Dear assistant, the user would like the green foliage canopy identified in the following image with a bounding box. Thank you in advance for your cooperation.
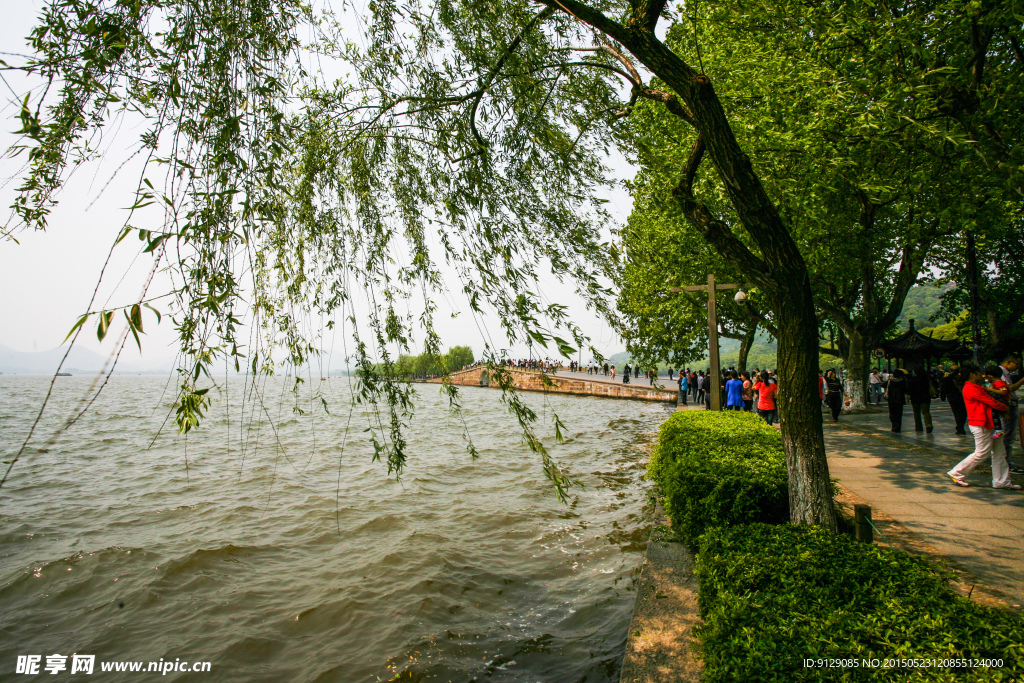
[618,0,1023,398]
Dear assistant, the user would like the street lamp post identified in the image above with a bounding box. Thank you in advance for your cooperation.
[671,273,744,411]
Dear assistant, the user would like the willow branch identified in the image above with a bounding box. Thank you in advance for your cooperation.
[469,6,557,148]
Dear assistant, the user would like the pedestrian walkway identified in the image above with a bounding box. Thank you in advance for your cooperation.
[829,400,984,459]
[828,404,1023,605]
[672,400,1023,604]
[558,369,672,389]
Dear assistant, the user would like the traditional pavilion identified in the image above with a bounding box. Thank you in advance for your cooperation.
[878,319,972,371]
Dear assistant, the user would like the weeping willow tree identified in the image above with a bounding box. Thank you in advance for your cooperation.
[5,0,837,526]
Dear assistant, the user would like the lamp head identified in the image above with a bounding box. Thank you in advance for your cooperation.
[734,289,747,302]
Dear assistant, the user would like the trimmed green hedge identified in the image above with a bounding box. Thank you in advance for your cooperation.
[695,524,1024,682]
[648,410,1024,682]
[648,410,789,549]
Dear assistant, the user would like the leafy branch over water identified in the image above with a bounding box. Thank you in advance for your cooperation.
[3,0,618,494]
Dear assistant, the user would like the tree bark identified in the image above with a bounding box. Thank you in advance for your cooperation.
[772,282,836,529]
[844,328,870,412]
[737,325,755,373]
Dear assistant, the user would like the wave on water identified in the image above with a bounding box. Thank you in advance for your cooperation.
[0,375,668,682]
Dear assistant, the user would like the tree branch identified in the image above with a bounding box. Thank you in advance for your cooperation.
[671,136,770,287]
[1003,27,1024,67]
[535,0,632,45]
[634,86,696,125]
[814,290,855,331]
[469,6,557,148]
[966,19,995,87]
[598,40,644,84]
[626,0,670,33]
[878,226,937,330]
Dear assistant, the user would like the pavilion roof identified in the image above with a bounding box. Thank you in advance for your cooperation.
[879,319,971,359]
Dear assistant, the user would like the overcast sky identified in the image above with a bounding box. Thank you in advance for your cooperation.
[0,2,634,370]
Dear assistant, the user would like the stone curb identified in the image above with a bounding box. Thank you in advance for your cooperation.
[619,501,702,683]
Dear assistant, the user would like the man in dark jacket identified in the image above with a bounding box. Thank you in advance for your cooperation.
[885,369,908,432]
[909,366,935,433]
[941,364,968,435]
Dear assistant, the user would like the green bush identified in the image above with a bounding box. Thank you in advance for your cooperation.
[695,523,1024,682]
[648,410,789,548]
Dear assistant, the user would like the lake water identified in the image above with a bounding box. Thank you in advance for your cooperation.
[0,375,669,681]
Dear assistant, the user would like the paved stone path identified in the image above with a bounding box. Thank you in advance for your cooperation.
[556,369,674,390]
[674,399,1024,604]
[825,403,1023,605]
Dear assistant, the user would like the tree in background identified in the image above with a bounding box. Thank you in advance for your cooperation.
[935,212,1024,359]
[394,346,476,377]
[620,0,1021,411]
[617,179,770,373]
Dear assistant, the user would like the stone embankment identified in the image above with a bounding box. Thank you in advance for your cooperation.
[417,366,677,403]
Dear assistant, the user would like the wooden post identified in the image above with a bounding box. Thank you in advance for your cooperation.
[674,276,742,412]
[707,274,722,411]
[854,504,873,544]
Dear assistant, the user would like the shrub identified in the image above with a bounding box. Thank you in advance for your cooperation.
[695,523,1024,682]
[648,410,789,548]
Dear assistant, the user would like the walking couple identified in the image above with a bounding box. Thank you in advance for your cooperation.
[946,362,1021,490]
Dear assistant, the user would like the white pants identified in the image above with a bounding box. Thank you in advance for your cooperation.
[948,425,1011,488]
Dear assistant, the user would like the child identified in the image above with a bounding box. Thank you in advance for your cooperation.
[947,363,1019,489]
[983,364,1010,434]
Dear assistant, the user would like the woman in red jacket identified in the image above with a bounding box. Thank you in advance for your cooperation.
[753,371,778,426]
[946,363,1020,489]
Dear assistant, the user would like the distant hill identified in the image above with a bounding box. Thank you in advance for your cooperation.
[897,282,950,328]
[0,344,172,375]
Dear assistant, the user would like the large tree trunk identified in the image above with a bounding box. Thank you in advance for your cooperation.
[844,328,870,412]
[578,21,837,530]
[737,325,755,374]
[651,61,836,530]
[774,284,837,529]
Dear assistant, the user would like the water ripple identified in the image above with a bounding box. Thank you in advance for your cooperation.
[0,376,666,681]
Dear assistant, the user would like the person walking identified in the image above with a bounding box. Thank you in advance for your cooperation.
[942,363,968,435]
[947,363,1019,489]
[696,372,706,405]
[753,371,778,425]
[909,366,935,433]
[678,371,688,405]
[623,363,631,384]
[997,355,1024,472]
[824,369,843,422]
[885,369,908,432]
[741,371,754,412]
[725,372,745,411]
[869,368,884,405]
